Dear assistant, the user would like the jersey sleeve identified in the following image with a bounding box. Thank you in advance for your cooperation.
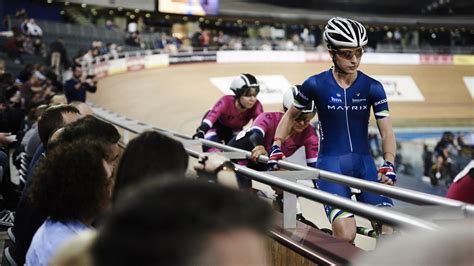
[304,128,319,166]
[203,96,227,127]
[370,81,390,120]
[294,77,317,109]
[249,112,273,137]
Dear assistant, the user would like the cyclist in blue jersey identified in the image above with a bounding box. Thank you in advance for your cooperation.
[268,17,397,243]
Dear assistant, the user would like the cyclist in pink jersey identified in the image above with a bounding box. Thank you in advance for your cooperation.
[230,85,318,183]
[229,85,319,226]
[193,73,263,152]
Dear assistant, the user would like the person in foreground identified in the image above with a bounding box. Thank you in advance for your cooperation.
[92,179,273,266]
[269,17,397,243]
[25,139,114,265]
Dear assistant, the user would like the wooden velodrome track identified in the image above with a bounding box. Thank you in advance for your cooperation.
[89,62,474,250]
[90,62,474,133]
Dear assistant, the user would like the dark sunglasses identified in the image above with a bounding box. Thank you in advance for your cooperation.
[331,48,364,60]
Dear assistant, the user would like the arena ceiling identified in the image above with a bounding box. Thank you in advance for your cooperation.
[246,0,474,15]
[219,0,474,27]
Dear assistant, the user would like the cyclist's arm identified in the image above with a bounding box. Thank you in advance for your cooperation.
[376,117,396,164]
[304,128,319,168]
[273,106,301,146]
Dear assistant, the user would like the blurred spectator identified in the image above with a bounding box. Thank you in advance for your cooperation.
[93,180,273,266]
[51,116,120,165]
[13,105,81,265]
[63,65,97,103]
[48,38,71,72]
[26,19,42,37]
[0,75,23,211]
[193,153,239,188]
[20,18,29,35]
[113,131,188,199]
[191,28,203,47]
[5,33,25,64]
[106,43,119,58]
[125,31,143,47]
[69,101,94,116]
[19,70,53,111]
[200,28,211,48]
[213,30,229,48]
[105,19,115,31]
[20,104,47,161]
[127,21,137,33]
[26,139,114,265]
[422,144,434,178]
[433,132,458,179]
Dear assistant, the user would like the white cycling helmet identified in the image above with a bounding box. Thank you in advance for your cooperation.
[283,85,316,113]
[324,17,368,48]
[230,73,260,97]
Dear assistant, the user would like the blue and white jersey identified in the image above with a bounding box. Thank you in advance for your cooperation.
[295,69,389,156]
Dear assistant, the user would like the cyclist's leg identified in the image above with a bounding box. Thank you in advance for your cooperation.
[314,155,356,242]
[357,155,394,235]
[203,129,222,152]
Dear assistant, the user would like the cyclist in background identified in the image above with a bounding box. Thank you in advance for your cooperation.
[229,85,318,188]
[193,73,263,152]
[228,85,318,227]
[431,131,458,184]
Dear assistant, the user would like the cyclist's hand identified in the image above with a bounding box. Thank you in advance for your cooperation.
[251,145,267,162]
[268,144,285,170]
[379,175,394,186]
[194,154,227,174]
[378,161,396,185]
[192,129,205,139]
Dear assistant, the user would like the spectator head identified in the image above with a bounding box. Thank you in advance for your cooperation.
[18,64,35,83]
[93,180,273,266]
[441,131,455,143]
[52,115,121,169]
[30,139,114,223]
[0,72,15,86]
[72,65,82,79]
[30,70,46,86]
[113,131,188,198]
[69,101,94,116]
[38,104,81,147]
[49,94,67,105]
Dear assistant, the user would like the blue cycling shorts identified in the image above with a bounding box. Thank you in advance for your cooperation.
[313,153,393,223]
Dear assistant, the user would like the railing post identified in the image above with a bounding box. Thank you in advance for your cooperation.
[123,130,130,145]
[283,191,298,229]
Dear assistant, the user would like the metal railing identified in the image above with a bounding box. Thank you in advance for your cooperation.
[91,105,473,233]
